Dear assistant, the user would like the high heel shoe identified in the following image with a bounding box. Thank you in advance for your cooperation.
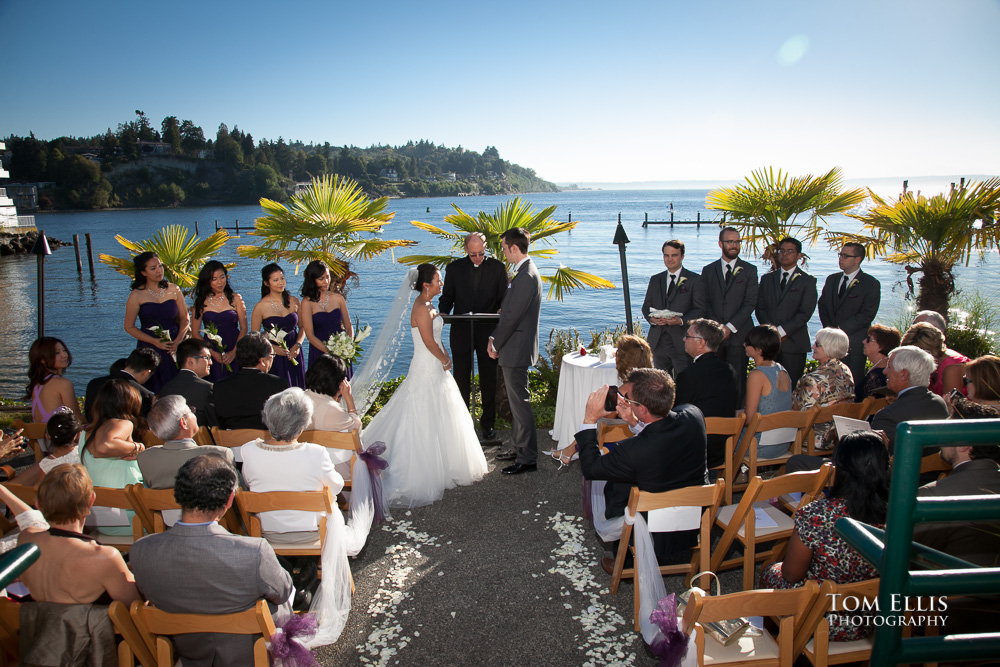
[549,448,579,469]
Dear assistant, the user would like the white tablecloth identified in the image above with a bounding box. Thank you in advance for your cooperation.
[551,352,619,446]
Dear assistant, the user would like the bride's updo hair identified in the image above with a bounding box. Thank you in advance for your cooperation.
[413,263,439,292]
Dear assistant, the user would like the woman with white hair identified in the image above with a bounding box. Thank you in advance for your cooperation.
[793,327,856,447]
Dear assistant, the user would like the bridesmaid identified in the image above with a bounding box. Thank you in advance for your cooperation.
[300,260,353,376]
[124,252,189,393]
[24,337,86,426]
[191,260,247,382]
[251,263,306,388]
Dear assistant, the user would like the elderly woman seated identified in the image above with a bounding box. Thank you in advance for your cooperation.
[240,387,344,611]
[793,327,855,449]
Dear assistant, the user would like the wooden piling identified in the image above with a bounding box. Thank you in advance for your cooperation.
[195,220,200,235]
[215,220,219,232]
[72,235,82,273]
[84,233,95,279]
[235,219,240,234]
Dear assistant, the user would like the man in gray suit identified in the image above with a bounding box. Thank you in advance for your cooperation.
[872,345,949,452]
[489,227,542,475]
[641,239,705,376]
[138,394,234,490]
[755,237,818,388]
[701,227,759,402]
[818,242,881,392]
[131,455,293,667]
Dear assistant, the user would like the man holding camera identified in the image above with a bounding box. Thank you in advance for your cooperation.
[577,368,708,570]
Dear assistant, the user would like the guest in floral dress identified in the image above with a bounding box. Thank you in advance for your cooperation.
[760,431,889,641]
[793,327,855,448]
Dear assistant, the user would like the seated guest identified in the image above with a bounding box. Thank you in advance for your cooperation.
[760,431,888,641]
[18,464,140,605]
[547,334,654,465]
[11,407,83,486]
[84,348,159,420]
[859,323,901,400]
[913,309,947,333]
[139,395,233,489]
[131,455,293,666]
[902,321,969,397]
[25,336,86,427]
[157,338,218,427]
[214,332,289,430]
[305,354,362,434]
[83,379,146,536]
[241,388,344,612]
[793,327,855,448]
[675,318,738,470]
[872,345,950,452]
[742,324,793,459]
[962,355,1000,410]
[578,368,708,571]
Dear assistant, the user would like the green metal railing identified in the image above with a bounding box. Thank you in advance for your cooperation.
[835,418,1000,666]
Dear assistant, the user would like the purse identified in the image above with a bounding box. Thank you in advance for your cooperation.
[676,571,752,646]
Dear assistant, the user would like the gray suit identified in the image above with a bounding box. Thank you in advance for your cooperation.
[818,269,880,396]
[491,258,542,465]
[130,522,293,667]
[701,257,759,402]
[137,438,235,490]
[641,267,705,375]
[755,267,818,387]
[870,385,949,453]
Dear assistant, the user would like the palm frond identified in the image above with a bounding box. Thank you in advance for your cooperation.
[396,254,456,268]
[541,266,616,301]
[99,226,231,289]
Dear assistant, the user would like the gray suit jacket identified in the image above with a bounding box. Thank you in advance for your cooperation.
[871,386,949,452]
[491,258,542,368]
[130,522,292,667]
[701,258,759,343]
[755,267,818,354]
[137,439,235,490]
[817,269,880,341]
[915,459,1000,567]
[641,267,705,358]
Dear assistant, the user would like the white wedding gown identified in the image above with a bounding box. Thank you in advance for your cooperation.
[362,315,488,508]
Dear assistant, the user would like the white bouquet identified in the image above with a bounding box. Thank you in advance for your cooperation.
[265,324,298,366]
[148,325,172,344]
[325,320,372,364]
[202,321,232,372]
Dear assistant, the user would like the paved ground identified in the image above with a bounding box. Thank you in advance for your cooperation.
[313,428,742,667]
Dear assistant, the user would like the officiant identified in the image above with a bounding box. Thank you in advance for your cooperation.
[640,239,706,376]
[439,232,509,440]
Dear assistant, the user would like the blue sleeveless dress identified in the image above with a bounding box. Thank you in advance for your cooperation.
[202,309,241,382]
[308,309,352,379]
[751,363,794,459]
[137,300,180,393]
[263,313,306,388]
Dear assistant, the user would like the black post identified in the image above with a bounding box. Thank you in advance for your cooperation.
[215,220,219,232]
[195,220,200,235]
[72,234,82,273]
[31,231,52,338]
[235,219,240,234]
[612,214,633,335]
[84,233,95,279]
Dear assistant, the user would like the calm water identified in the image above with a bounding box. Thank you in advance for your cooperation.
[3,189,998,399]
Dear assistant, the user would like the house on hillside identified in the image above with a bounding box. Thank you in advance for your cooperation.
[378,168,399,182]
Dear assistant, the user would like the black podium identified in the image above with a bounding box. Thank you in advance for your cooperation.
[440,313,502,445]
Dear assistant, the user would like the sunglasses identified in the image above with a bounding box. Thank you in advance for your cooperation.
[618,391,642,407]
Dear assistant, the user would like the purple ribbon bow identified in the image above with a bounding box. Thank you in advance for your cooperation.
[360,441,389,524]
[269,613,318,666]
[649,593,689,667]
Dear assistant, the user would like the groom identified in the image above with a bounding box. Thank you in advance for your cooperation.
[488,227,542,475]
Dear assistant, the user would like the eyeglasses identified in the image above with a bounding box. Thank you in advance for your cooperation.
[863,336,872,343]
[777,248,799,254]
[812,341,823,348]
[963,376,973,386]
[838,252,862,259]
[192,355,211,361]
[683,334,703,341]
[618,391,642,407]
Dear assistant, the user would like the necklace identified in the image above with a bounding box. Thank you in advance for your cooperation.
[206,293,228,308]
[872,357,888,368]
[147,286,167,300]
[319,293,330,310]
[269,298,285,313]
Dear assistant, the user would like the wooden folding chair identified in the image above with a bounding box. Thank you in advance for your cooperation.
[235,487,334,557]
[0,596,19,666]
[803,399,873,456]
[710,465,833,591]
[706,415,747,505]
[794,578,880,667]
[126,484,178,536]
[864,396,889,418]
[0,482,38,535]
[11,419,46,463]
[681,579,820,666]
[920,452,952,480]
[140,431,165,448]
[597,421,633,454]
[109,599,157,667]
[209,427,269,462]
[86,486,142,552]
[130,599,275,667]
[734,409,818,494]
[299,428,363,495]
[609,480,727,630]
[193,426,216,446]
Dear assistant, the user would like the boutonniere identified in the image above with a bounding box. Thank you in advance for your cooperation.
[733,266,744,276]
[677,277,688,287]
[849,278,859,290]
[790,273,800,283]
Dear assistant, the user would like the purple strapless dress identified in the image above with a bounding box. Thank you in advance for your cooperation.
[202,309,241,382]
[263,313,306,388]
[309,309,352,379]
[137,300,180,393]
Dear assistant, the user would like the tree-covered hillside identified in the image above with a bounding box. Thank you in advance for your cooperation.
[2,111,558,209]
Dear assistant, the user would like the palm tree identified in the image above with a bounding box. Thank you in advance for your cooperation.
[706,167,866,267]
[99,224,231,291]
[238,174,416,278]
[831,178,1000,316]
[398,197,614,300]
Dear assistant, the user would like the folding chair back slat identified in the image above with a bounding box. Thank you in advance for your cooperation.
[597,421,633,454]
[87,485,141,551]
[734,409,818,487]
[706,415,746,504]
[109,600,157,667]
[12,419,46,463]
[795,579,880,665]
[805,399,872,456]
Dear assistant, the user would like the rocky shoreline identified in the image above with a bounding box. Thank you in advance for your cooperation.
[0,230,68,256]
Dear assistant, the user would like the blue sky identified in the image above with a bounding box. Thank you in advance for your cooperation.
[2,0,998,185]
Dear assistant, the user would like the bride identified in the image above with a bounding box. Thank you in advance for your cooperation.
[361,264,488,508]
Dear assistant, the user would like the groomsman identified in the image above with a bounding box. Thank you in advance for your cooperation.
[818,242,881,392]
[755,237,818,388]
[701,227,759,402]
[641,240,705,376]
